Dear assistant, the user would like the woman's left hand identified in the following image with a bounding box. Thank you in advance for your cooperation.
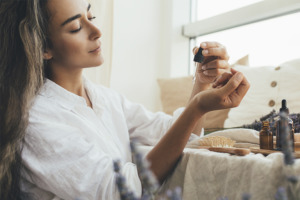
[193,41,230,85]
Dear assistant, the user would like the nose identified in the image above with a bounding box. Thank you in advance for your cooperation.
[88,22,102,41]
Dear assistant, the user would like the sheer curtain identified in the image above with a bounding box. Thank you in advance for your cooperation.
[84,0,114,87]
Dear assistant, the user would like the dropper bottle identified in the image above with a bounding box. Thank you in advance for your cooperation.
[276,99,295,151]
[259,121,273,150]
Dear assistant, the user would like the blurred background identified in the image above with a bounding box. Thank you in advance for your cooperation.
[85,0,300,112]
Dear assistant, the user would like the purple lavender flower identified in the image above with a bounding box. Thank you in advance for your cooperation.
[275,187,288,200]
[279,113,295,165]
[130,140,159,198]
[287,175,299,184]
[113,160,138,200]
[242,193,251,200]
[164,187,182,200]
[114,140,183,200]
[217,197,228,200]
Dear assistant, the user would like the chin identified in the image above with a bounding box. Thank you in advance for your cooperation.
[88,56,104,67]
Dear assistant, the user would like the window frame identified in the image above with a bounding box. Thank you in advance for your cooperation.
[184,0,300,38]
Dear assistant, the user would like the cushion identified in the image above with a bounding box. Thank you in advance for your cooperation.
[157,55,249,129]
[224,58,300,128]
[157,76,193,115]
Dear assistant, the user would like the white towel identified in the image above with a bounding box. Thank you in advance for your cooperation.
[186,128,259,149]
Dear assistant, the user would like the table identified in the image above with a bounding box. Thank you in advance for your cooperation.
[160,148,300,200]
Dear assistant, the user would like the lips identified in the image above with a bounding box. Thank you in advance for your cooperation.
[89,46,101,53]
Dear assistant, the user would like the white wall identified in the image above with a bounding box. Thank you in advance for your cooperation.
[110,0,191,112]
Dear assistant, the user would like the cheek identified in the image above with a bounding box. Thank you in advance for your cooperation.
[53,37,84,58]
[50,33,103,67]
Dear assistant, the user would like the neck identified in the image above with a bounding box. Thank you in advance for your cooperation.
[47,64,85,96]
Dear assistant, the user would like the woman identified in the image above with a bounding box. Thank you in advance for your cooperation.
[0,0,250,199]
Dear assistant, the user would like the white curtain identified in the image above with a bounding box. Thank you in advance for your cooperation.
[84,0,114,87]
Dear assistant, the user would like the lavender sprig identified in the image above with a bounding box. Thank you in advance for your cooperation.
[165,187,182,200]
[241,193,251,200]
[114,140,182,200]
[217,197,228,200]
[130,141,159,199]
[275,187,288,200]
[113,160,138,200]
[279,113,295,165]
[287,175,299,184]
[205,110,300,135]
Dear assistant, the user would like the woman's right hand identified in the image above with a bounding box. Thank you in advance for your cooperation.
[192,68,250,116]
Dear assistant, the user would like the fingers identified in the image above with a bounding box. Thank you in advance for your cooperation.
[202,59,229,71]
[199,68,227,77]
[201,42,229,60]
[235,73,250,98]
[193,47,199,55]
[212,72,232,88]
[228,68,250,98]
[219,72,244,96]
[193,42,229,60]
[200,41,222,48]
[202,47,229,60]
[230,68,238,74]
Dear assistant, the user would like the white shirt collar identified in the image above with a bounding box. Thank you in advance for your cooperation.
[39,77,97,110]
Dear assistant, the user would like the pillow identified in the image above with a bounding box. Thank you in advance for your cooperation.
[157,76,193,115]
[224,58,300,128]
[157,55,249,129]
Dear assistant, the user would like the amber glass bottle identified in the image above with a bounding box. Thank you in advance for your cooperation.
[275,99,295,151]
[260,121,273,150]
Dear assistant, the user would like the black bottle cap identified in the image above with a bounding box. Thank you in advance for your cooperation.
[280,99,289,114]
[193,47,204,63]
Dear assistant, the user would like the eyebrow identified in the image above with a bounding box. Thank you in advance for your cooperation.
[61,4,92,26]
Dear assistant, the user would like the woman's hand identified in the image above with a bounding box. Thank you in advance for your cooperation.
[193,68,250,116]
[193,41,230,85]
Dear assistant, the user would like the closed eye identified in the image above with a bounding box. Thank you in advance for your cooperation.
[70,16,96,33]
[70,27,82,33]
[89,16,96,21]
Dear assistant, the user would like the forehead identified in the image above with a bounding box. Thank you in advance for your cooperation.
[47,0,89,24]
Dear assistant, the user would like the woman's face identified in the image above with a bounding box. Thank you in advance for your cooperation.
[45,0,103,70]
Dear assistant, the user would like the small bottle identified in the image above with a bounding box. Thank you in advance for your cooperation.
[275,99,295,151]
[260,121,273,150]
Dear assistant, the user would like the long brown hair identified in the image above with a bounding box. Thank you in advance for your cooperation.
[0,0,49,199]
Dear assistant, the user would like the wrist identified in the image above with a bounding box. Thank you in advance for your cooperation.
[190,80,211,101]
[193,78,211,90]
[189,94,207,118]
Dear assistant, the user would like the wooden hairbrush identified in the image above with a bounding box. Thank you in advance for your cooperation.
[197,136,250,156]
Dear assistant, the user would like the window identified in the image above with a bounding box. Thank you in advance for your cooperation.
[195,12,300,67]
[186,0,300,74]
[196,0,262,21]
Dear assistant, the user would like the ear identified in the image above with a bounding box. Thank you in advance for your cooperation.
[43,49,53,60]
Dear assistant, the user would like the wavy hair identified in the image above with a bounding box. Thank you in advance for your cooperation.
[0,0,49,199]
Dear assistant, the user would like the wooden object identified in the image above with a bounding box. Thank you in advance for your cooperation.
[250,147,300,158]
[198,146,250,156]
[208,147,251,156]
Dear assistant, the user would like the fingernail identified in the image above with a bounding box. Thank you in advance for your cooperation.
[204,71,208,75]
[193,47,198,54]
[201,43,207,48]
[236,72,243,80]
[203,50,208,55]
[202,65,206,70]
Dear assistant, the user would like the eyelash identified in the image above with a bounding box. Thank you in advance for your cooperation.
[70,16,97,33]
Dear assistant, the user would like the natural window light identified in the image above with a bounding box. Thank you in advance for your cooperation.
[194,12,300,68]
[196,0,263,20]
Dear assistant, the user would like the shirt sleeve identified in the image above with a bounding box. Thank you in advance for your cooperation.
[22,121,142,200]
[117,93,173,146]
[118,93,204,145]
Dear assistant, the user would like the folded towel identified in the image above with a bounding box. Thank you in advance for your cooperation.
[186,128,259,149]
